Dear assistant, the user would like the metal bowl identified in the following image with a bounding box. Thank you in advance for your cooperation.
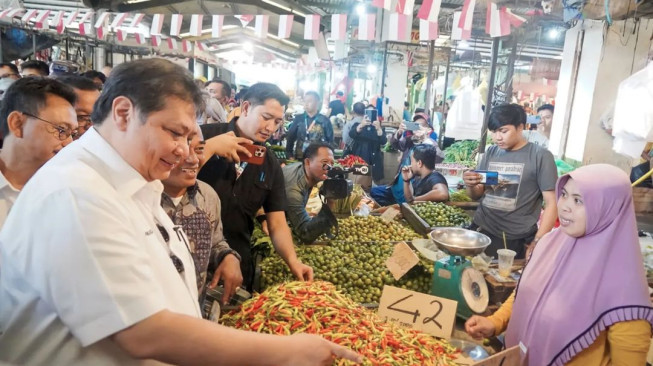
[429,228,491,257]
[449,339,490,360]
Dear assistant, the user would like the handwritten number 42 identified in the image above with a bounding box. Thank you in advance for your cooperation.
[386,295,443,329]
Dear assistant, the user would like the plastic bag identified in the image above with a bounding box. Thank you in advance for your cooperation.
[353,203,371,217]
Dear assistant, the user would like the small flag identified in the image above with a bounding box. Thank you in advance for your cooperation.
[0,9,12,18]
[212,15,224,37]
[254,15,269,38]
[419,19,438,41]
[331,14,346,40]
[51,11,65,34]
[190,14,203,36]
[96,26,106,40]
[21,9,37,23]
[135,33,146,45]
[110,13,128,28]
[372,0,397,11]
[64,10,78,26]
[79,23,92,35]
[417,0,442,22]
[78,11,94,25]
[151,35,162,47]
[304,14,320,40]
[167,38,178,50]
[34,10,50,29]
[358,13,375,41]
[6,8,24,18]
[170,14,183,36]
[150,14,164,35]
[94,12,110,29]
[182,39,192,53]
[278,14,293,39]
[406,50,414,67]
[486,3,509,37]
[451,11,464,40]
[388,13,409,41]
[129,13,145,28]
[195,41,205,51]
[116,29,127,42]
[396,0,415,15]
[235,15,254,27]
[457,0,476,40]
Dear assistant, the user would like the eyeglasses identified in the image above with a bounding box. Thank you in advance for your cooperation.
[0,73,18,79]
[22,112,78,141]
[77,115,92,134]
[157,224,185,274]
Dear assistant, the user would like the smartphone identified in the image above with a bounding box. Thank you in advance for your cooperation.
[404,121,420,131]
[527,115,541,125]
[474,170,499,185]
[365,109,377,122]
[237,144,267,165]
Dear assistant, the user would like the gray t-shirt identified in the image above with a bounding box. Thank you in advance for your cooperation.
[473,142,557,239]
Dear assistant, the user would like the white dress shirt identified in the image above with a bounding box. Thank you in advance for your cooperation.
[0,169,19,228]
[0,128,201,365]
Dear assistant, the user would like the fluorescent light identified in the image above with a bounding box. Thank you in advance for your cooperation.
[367,64,377,73]
[548,29,559,39]
[262,0,291,12]
[356,4,366,15]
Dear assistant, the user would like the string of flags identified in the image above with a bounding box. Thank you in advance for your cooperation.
[0,0,527,53]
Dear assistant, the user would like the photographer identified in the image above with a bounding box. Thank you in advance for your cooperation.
[348,109,387,182]
[283,142,338,243]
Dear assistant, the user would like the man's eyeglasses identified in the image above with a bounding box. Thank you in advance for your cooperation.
[22,112,78,140]
[77,115,92,134]
[0,74,18,79]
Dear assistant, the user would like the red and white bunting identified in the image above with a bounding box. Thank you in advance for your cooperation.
[129,13,145,28]
[79,11,94,25]
[116,29,127,42]
[96,26,106,39]
[278,14,293,39]
[419,19,438,41]
[372,0,397,11]
[182,39,192,53]
[135,33,146,45]
[212,15,224,37]
[0,9,12,18]
[95,12,110,40]
[170,14,183,36]
[388,13,409,41]
[51,10,65,34]
[167,37,178,50]
[150,14,164,35]
[189,14,203,36]
[417,0,441,22]
[505,8,526,28]
[485,3,509,38]
[358,13,375,41]
[79,23,92,36]
[110,13,128,28]
[21,9,37,23]
[396,0,415,15]
[34,10,50,29]
[451,11,464,40]
[254,15,269,38]
[195,41,205,51]
[6,8,25,18]
[330,14,346,40]
[65,10,79,26]
[151,35,162,47]
[457,0,476,40]
[304,14,320,40]
[235,15,254,27]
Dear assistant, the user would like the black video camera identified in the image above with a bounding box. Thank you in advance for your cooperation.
[319,164,371,200]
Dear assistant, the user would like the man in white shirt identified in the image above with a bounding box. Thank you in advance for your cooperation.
[0,58,361,366]
[0,77,78,227]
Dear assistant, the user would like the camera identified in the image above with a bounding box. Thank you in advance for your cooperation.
[320,164,370,199]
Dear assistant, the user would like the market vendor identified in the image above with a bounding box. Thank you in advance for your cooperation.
[282,142,338,243]
[199,82,313,291]
[463,104,558,259]
[465,164,653,366]
[371,144,449,205]
[0,59,359,366]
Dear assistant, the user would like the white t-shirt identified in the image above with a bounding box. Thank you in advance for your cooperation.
[0,128,201,365]
[0,169,19,228]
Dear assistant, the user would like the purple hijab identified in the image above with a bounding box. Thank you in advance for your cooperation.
[505,164,653,366]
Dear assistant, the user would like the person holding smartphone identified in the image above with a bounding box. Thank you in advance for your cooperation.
[348,107,387,182]
[463,104,558,259]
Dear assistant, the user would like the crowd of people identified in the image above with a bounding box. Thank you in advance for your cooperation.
[0,56,651,366]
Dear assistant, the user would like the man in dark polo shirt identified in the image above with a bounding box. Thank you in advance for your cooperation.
[199,82,313,290]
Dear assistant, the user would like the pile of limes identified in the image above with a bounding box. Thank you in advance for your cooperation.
[318,215,422,243]
[413,202,471,227]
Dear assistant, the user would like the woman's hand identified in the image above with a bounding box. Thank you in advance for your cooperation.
[465,316,496,340]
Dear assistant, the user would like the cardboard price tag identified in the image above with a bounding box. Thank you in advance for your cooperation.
[472,346,521,366]
[380,206,400,223]
[385,242,419,280]
[378,285,457,339]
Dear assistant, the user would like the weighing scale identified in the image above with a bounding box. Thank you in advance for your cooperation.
[429,228,491,319]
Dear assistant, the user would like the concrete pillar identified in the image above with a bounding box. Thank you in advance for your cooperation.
[384,55,409,116]
[550,19,653,171]
[94,47,106,70]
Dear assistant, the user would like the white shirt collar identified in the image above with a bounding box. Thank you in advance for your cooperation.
[77,127,164,198]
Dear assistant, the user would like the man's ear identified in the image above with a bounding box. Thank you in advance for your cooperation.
[6,111,26,138]
[241,101,250,117]
[111,96,135,132]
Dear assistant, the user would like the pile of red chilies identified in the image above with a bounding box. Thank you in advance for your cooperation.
[338,155,368,168]
[221,281,460,366]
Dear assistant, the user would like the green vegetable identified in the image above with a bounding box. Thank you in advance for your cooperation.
[413,202,471,227]
[450,190,472,202]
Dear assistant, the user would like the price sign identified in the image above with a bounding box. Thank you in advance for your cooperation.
[385,242,419,280]
[473,346,521,366]
[378,285,457,339]
[380,207,400,223]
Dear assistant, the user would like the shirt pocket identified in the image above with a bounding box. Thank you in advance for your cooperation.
[242,180,270,215]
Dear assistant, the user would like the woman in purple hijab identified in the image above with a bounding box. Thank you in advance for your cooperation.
[465,164,653,365]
